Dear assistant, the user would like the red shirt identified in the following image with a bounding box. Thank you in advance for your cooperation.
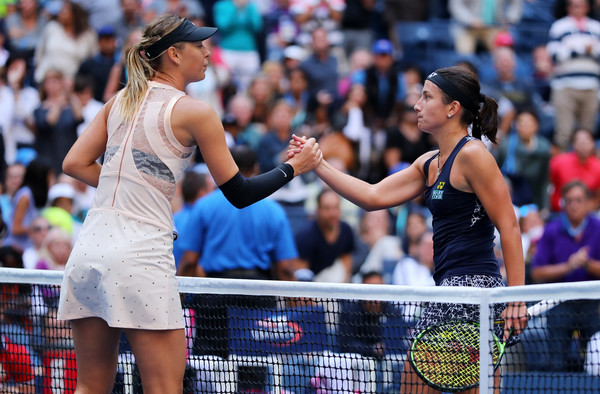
[0,335,35,384]
[549,152,600,211]
[42,349,77,393]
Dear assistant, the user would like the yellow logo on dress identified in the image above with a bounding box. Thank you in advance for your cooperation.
[432,182,445,199]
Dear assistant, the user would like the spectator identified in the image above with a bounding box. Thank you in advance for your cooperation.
[213,0,263,93]
[177,144,301,281]
[354,38,405,129]
[4,0,47,83]
[113,0,145,50]
[0,333,36,391]
[384,85,435,176]
[0,64,14,170]
[186,37,231,120]
[5,53,40,159]
[33,1,98,85]
[77,25,118,103]
[177,145,301,357]
[530,180,600,371]
[392,230,435,287]
[290,0,346,48]
[257,101,296,173]
[448,0,523,55]
[547,0,600,151]
[34,227,72,271]
[32,68,82,175]
[494,108,552,210]
[222,93,265,150]
[282,67,310,129]
[247,73,277,125]
[356,209,404,280]
[487,46,541,116]
[41,182,77,237]
[4,159,53,252]
[102,27,143,102]
[340,0,375,58]
[549,129,600,212]
[0,162,25,227]
[172,170,214,267]
[400,210,428,258]
[263,0,300,61]
[337,271,402,360]
[300,27,340,119]
[21,215,51,270]
[339,83,371,179]
[295,188,356,283]
[72,73,103,137]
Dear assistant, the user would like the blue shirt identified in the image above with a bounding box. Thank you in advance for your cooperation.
[178,190,298,273]
[425,136,500,284]
[172,203,195,267]
[531,214,600,282]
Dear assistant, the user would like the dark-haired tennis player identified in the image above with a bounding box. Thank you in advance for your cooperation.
[56,14,321,393]
[291,66,528,393]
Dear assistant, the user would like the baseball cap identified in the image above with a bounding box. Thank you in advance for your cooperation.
[144,19,217,59]
[372,39,393,55]
[48,183,76,202]
[97,25,116,38]
[494,31,514,48]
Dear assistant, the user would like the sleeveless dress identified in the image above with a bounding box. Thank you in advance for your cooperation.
[57,81,195,329]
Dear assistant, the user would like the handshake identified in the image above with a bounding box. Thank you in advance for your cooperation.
[284,134,324,177]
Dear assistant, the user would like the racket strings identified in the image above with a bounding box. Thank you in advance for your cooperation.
[411,322,502,391]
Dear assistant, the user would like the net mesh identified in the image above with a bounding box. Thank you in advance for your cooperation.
[1,268,599,393]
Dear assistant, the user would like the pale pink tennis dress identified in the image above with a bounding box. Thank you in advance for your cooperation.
[57,81,195,329]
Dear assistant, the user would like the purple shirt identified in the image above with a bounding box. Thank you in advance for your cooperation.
[531,215,600,282]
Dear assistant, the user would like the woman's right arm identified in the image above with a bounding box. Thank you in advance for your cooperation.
[62,97,114,187]
[314,156,428,211]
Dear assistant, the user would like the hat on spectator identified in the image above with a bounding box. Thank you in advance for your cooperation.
[48,183,76,202]
[372,39,393,55]
[283,45,306,61]
[494,31,514,48]
[97,25,116,38]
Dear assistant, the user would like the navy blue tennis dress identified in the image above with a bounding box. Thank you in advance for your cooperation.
[414,136,514,343]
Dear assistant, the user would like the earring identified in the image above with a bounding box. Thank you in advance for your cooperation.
[447,114,451,118]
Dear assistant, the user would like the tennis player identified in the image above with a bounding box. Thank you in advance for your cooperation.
[291,66,528,393]
[56,14,321,393]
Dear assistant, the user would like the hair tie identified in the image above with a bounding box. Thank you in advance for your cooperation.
[479,93,486,103]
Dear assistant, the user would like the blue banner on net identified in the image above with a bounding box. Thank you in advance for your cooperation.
[228,305,328,356]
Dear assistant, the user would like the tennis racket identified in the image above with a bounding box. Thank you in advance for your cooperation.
[408,299,559,392]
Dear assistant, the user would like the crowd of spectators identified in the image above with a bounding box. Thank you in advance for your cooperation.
[1,0,600,385]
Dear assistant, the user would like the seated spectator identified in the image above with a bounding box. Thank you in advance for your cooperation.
[549,129,600,213]
[72,73,103,137]
[0,333,36,391]
[392,230,435,287]
[22,216,51,270]
[338,271,402,360]
[356,209,404,280]
[530,180,600,371]
[4,159,53,252]
[0,163,26,227]
[76,24,118,103]
[295,189,356,283]
[494,108,552,209]
[34,227,73,271]
[42,182,76,236]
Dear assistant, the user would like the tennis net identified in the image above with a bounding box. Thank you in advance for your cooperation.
[1,267,599,393]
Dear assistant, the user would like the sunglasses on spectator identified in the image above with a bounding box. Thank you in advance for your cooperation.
[32,225,52,232]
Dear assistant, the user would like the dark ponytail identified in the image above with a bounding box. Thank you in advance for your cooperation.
[435,66,500,144]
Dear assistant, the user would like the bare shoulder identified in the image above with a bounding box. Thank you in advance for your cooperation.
[171,96,225,146]
[173,96,217,122]
[458,138,494,165]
